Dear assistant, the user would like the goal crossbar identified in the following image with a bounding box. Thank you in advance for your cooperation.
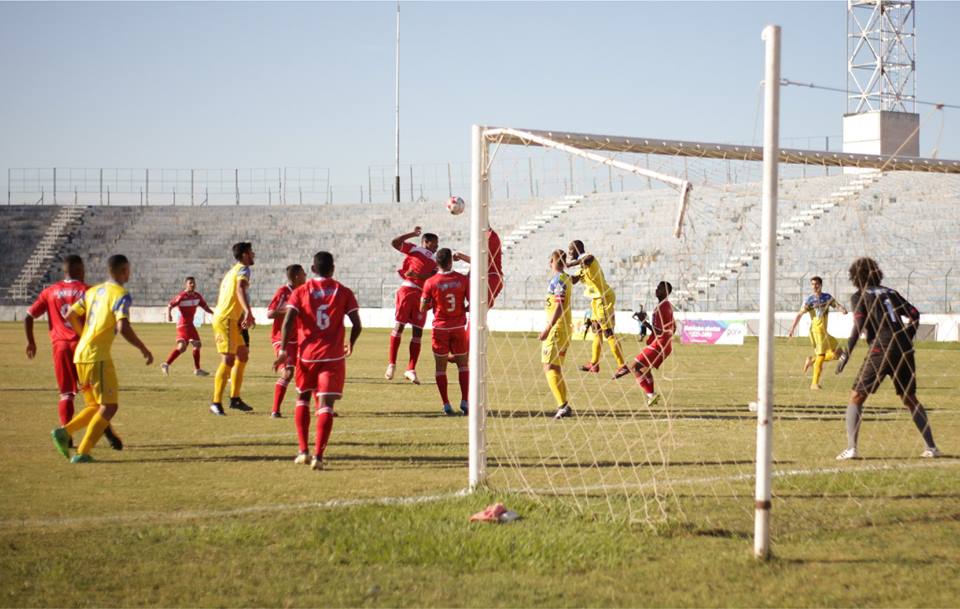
[482,126,960,173]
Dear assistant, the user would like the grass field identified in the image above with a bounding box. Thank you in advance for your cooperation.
[1,321,958,607]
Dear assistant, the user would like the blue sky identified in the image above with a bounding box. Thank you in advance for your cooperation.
[1,1,958,200]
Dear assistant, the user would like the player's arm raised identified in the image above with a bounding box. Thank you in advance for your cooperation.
[345,310,362,357]
[391,226,421,252]
[118,318,153,365]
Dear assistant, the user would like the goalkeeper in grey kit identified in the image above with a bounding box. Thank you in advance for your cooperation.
[834,257,940,460]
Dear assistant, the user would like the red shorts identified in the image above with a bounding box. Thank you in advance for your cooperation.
[296,358,346,398]
[273,341,298,368]
[176,324,201,343]
[635,341,672,370]
[432,327,468,357]
[52,340,79,396]
[488,272,503,308]
[395,286,426,328]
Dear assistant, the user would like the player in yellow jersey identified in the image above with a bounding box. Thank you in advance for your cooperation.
[787,275,848,389]
[566,240,629,379]
[210,242,256,415]
[50,255,153,463]
[540,250,575,420]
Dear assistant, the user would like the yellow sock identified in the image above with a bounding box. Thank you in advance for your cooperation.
[213,362,230,403]
[812,355,826,386]
[77,412,111,455]
[824,350,838,362]
[590,335,602,365]
[64,405,98,435]
[230,359,247,398]
[607,335,625,367]
[545,369,568,407]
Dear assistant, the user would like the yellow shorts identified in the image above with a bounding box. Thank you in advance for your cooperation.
[213,317,243,355]
[590,298,616,332]
[76,360,119,405]
[809,327,839,356]
[541,334,571,366]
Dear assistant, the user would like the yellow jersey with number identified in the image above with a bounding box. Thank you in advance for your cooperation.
[71,281,132,363]
[577,258,614,304]
[545,272,573,341]
[213,263,252,322]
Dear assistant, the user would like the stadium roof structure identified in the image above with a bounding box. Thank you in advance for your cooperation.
[482,127,960,173]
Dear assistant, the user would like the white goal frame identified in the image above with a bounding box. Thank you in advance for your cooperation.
[467,24,960,561]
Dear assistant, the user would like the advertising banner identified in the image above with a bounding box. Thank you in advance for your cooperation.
[680,319,746,345]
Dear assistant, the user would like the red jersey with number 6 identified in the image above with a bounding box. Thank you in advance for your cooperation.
[287,277,359,362]
[422,271,469,330]
[27,279,89,343]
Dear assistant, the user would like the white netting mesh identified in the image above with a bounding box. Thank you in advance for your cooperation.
[479,128,960,537]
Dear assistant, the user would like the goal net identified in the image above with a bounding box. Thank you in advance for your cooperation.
[466,123,960,552]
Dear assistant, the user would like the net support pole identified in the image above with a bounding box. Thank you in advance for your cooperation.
[754,24,780,561]
[468,124,489,490]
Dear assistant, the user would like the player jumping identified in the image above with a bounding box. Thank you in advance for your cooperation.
[787,275,848,389]
[420,248,470,416]
[566,240,629,379]
[624,281,675,407]
[267,264,307,418]
[51,255,153,463]
[540,250,574,420]
[275,251,361,471]
[210,242,255,416]
[25,255,123,450]
[386,226,438,384]
[161,276,214,377]
[834,257,939,460]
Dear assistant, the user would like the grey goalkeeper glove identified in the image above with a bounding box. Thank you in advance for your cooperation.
[835,351,849,375]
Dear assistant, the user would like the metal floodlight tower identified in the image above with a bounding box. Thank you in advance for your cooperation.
[843,0,919,160]
[847,0,916,113]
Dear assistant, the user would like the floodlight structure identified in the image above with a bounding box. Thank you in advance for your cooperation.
[847,0,916,114]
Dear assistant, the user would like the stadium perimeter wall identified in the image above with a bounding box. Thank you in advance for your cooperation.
[1,307,957,342]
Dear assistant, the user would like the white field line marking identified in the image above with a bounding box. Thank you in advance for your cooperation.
[0,489,469,531]
[505,460,960,496]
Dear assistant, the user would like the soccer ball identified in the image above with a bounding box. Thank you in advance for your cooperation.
[446,196,465,215]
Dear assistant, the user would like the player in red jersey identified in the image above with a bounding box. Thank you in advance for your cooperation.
[386,226,438,385]
[453,227,503,307]
[267,264,307,418]
[275,251,361,471]
[420,248,470,416]
[161,277,214,377]
[624,281,675,406]
[24,255,122,449]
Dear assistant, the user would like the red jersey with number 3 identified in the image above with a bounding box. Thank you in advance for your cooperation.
[422,271,469,330]
[287,277,359,362]
[168,291,210,329]
[396,242,437,290]
[27,279,89,343]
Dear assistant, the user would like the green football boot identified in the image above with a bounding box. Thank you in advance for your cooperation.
[51,428,71,460]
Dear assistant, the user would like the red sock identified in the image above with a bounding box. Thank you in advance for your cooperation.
[273,378,289,414]
[315,406,335,458]
[435,372,449,405]
[458,366,469,402]
[57,394,74,426]
[294,401,310,453]
[407,337,422,371]
[192,348,201,369]
[165,348,182,366]
[637,373,654,394]
[388,331,401,365]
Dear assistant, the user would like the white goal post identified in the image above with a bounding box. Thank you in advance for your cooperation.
[467,24,960,559]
